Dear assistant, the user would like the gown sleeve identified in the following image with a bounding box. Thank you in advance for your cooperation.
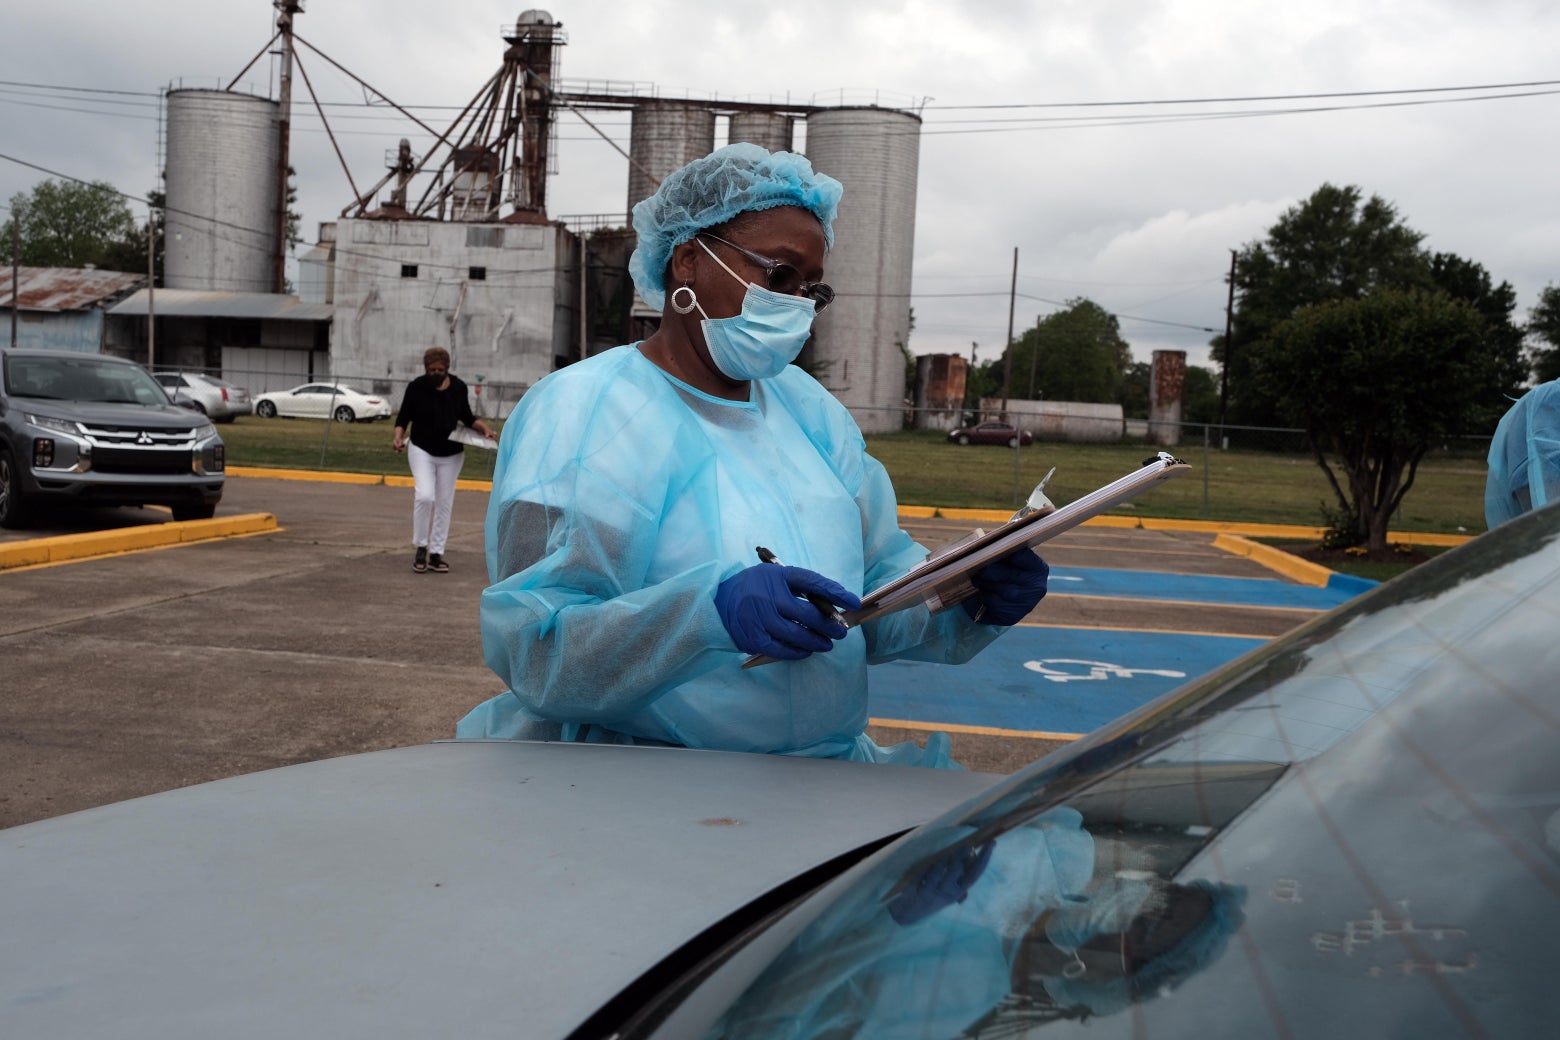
[853,454,1002,666]
[478,369,738,726]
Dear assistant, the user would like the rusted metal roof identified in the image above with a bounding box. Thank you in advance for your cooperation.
[107,289,334,322]
[0,267,146,313]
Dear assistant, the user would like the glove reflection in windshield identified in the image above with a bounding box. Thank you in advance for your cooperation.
[709,806,1246,1038]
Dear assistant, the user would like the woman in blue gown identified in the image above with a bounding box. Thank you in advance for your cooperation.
[457,143,1049,766]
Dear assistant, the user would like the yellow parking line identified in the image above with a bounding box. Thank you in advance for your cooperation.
[1044,591,1323,614]
[869,717,1083,741]
[1018,620,1274,641]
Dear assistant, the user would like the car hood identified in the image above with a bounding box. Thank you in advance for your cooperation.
[0,740,999,1040]
[17,399,207,429]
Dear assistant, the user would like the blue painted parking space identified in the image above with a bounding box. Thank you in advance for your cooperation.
[870,625,1269,736]
[1048,566,1361,610]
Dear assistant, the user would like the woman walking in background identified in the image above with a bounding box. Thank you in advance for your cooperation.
[392,347,496,573]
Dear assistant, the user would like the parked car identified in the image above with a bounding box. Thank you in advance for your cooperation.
[2,506,1556,1037]
[253,382,392,423]
[153,371,253,422]
[0,349,224,528]
[949,420,1034,447]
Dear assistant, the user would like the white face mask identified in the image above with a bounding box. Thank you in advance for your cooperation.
[691,238,818,381]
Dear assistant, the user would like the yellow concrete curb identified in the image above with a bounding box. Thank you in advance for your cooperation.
[1213,532,1335,587]
[228,466,383,485]
[0,513,278,571]
[230,467,495,493]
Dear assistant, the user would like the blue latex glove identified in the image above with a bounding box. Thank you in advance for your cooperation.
[887,840,996,926]
[715,564,861,661]
[962,548,1049,626]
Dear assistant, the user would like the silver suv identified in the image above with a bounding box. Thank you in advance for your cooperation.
[153,371,253,422]
[0,349,225,528]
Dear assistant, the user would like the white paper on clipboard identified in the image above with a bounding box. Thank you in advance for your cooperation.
[447,424,496,449]
[742,452,1191,668]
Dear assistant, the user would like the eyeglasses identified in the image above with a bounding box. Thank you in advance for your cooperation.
[697,233,835,311]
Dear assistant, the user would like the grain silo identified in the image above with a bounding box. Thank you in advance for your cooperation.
[803,107,921,433]
[727,111,793,152]
[163,89,280,293]
[626,102,716,214]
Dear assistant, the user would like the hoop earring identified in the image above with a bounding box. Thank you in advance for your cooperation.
[670,284,699,315]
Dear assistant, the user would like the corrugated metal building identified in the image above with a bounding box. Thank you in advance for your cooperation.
[105,289,333,392]
[0,268,146,353]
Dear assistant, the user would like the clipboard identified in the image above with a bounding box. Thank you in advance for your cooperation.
[742,452,1191,668]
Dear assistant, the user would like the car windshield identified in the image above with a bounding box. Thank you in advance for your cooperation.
[4,354,169,407]
[687,508,1560,1038]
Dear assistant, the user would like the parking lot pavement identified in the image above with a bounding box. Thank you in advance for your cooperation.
[1,477,1332,827]
[869,517,1330,769]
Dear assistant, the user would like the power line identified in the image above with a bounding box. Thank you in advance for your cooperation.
[921,78,1560,110]
[917,88,1560,136]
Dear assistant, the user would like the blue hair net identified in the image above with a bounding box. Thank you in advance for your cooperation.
[1485,379,1560,529]
[627,142,843,310]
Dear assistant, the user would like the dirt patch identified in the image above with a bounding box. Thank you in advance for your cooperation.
[1289,544,1435,566]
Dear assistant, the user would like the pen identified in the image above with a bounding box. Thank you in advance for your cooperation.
[755,546,847,628]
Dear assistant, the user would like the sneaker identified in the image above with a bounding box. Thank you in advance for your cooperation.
[413,547,428,573]
[429,552,449,573]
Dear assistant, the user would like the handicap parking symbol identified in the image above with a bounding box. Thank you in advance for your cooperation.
[1023,658,1188,684]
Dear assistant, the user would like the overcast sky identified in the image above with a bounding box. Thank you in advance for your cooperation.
[3,0,1557,368]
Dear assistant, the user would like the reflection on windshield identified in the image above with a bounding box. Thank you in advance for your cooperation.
[705,509,1560,1038]
[706,807,1246,1037]
[5,356,168,407]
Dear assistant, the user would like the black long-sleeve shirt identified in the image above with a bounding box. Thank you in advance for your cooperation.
[395,373,476,457]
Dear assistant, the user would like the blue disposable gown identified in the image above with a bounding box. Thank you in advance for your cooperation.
[458,345,1001,764]
[1485,378,1560,528]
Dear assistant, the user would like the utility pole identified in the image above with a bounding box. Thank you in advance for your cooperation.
[9,218,18,350]
[1000,247,1017,419]
[1217,249,1236,447]
[146,203,157,369]
[273,1,302,295]
[1026,312,1042,399]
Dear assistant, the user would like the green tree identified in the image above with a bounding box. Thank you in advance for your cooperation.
[1428,251,1527,391]
[1008,298,1131,403]
[1182,365,1220,425]
[1118,360,1151,418]
[1219,183,1431,426]
[1253,288,1521,550]
[897,306,917,408]
[2,179,141,271]
[1528,284,1560,383]
[98,188,165,283]
[962,356,1004,416]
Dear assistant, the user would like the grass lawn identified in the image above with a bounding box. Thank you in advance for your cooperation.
[865,430,1486,535]
[218,419,1489,536]
[220,415,504,483]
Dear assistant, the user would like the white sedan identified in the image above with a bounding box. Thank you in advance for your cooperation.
[252,383,392,423]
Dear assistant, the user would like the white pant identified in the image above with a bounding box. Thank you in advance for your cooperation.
[408,444,464,553]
